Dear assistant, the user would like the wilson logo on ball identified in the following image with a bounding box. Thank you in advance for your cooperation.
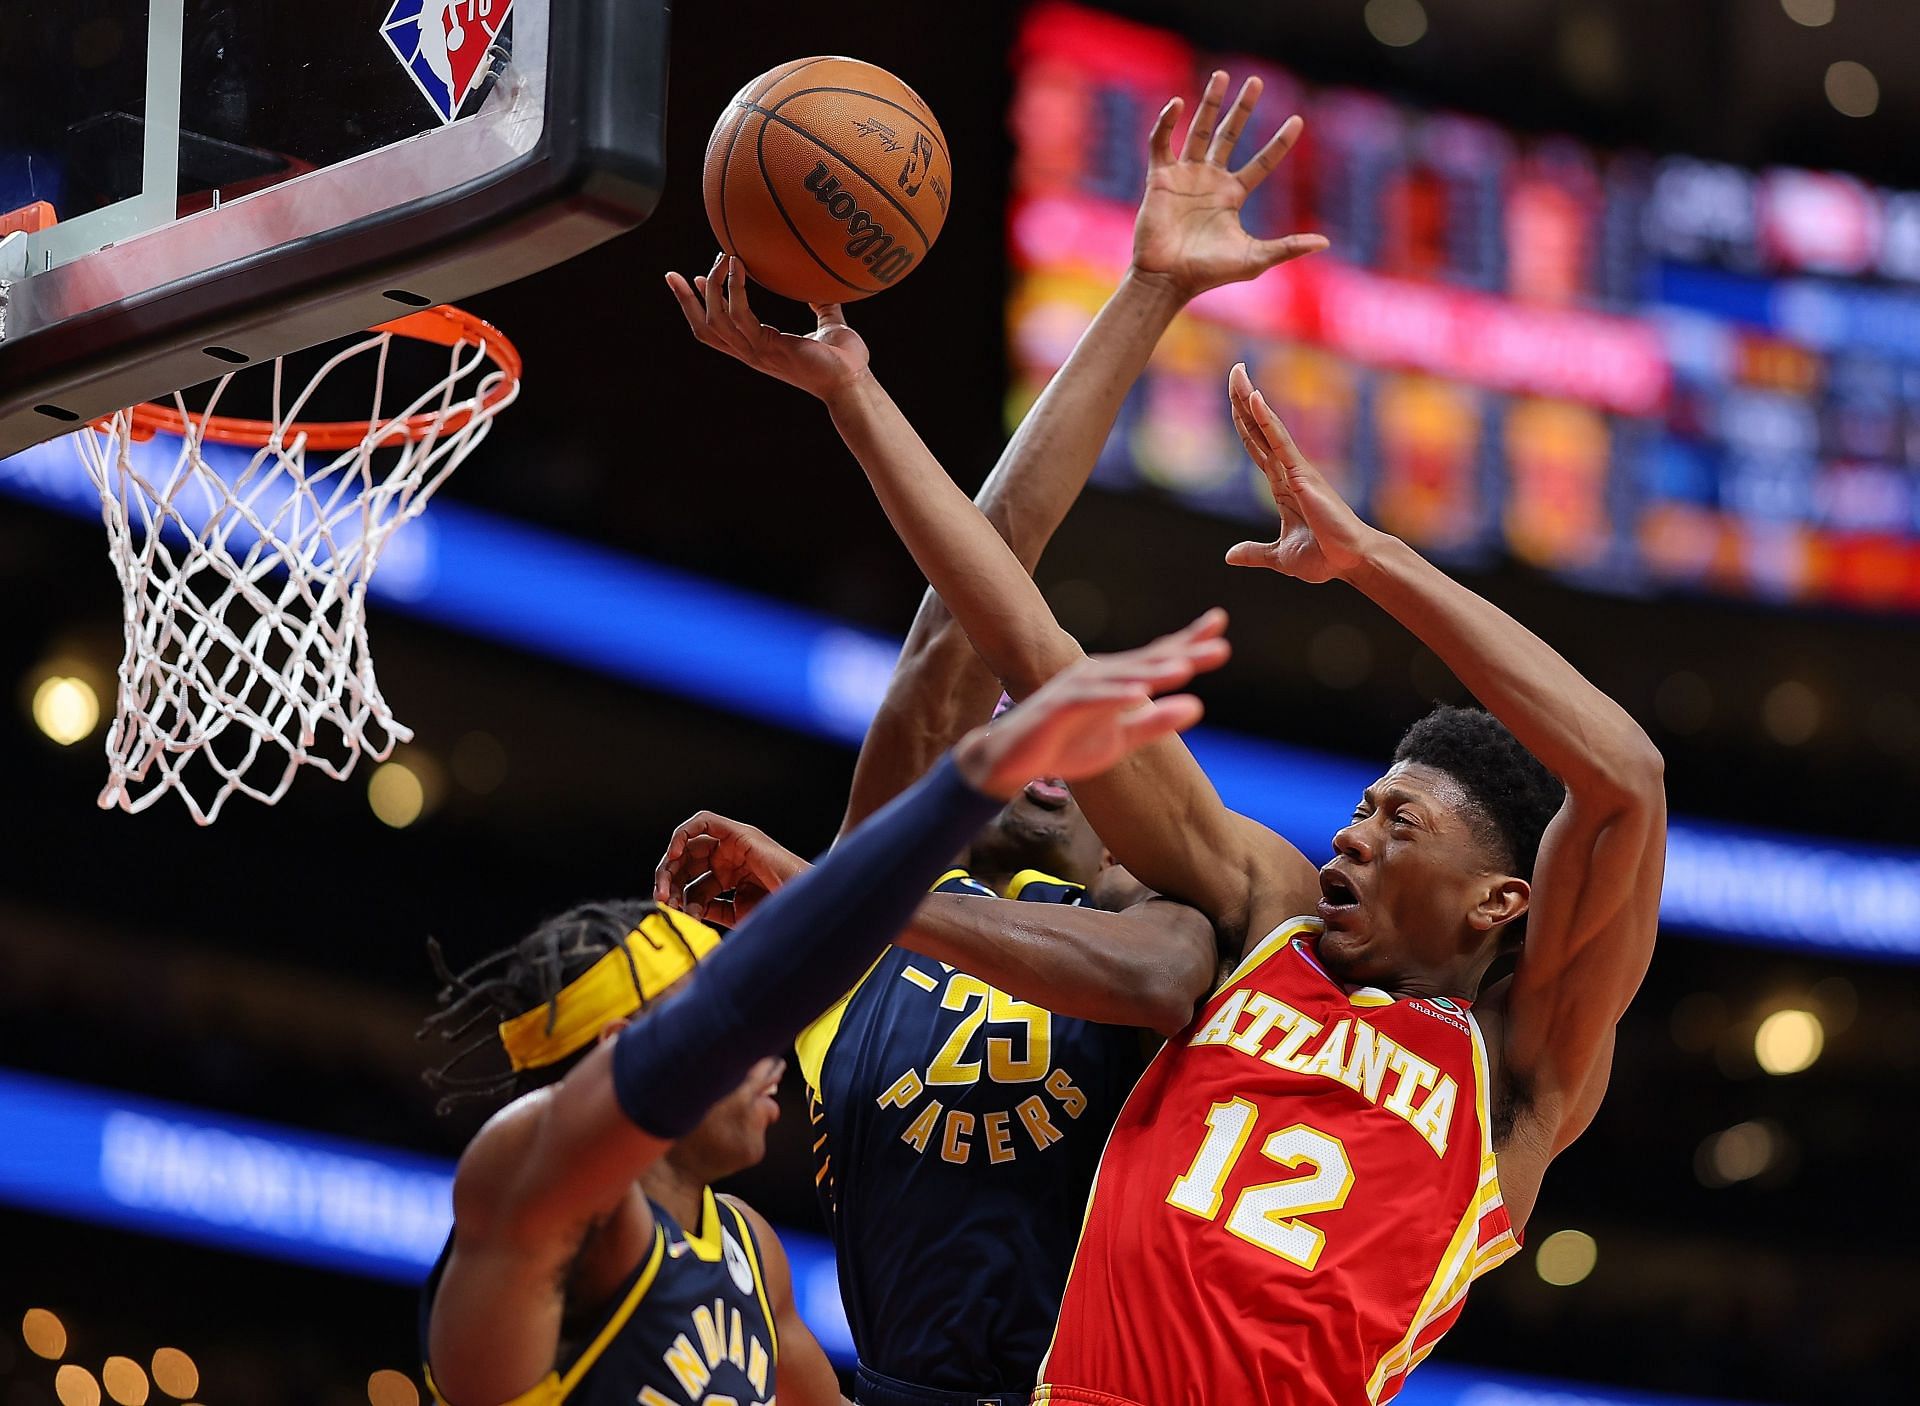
[802,163,916,285]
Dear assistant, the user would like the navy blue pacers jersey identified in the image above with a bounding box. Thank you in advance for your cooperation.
[795,868,1149,1394]
[421,1187,780,1406]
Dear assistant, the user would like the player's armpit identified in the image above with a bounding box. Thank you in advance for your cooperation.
[430,1085,663,1406]
[1492,776,1666,1156]
[721,1198,854,1406]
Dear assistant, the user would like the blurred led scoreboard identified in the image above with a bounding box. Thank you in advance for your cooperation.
[1009,2,1920,610]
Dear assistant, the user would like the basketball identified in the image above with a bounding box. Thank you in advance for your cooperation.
[704,57,952,304]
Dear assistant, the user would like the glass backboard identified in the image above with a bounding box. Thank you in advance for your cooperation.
[0,0,669,455]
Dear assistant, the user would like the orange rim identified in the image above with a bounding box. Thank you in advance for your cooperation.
[119,306,522,451]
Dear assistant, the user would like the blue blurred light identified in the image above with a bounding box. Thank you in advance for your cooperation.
[0,1066,855,1361]
[4,431,1918,958]
[0,1066,1763,1403]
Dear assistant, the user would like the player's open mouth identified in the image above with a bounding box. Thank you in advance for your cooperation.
[1023,777,1072,809]
[1317,866,1361,921]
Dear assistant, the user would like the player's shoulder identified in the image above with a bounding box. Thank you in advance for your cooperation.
[453,1086,554,1220]
[714,1195,792,1296]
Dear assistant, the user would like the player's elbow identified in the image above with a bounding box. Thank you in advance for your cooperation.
[1579,729,1664,812]
[1118,941,1214,1037]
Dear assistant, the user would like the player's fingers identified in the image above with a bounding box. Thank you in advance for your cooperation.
[1116,693,1205,748]
[682,869,725,923]
[1147,97,1182,168]
[1248,389,1306,467]
[665,273,718,344]
[724,256,762,338]
[1225,540,1281,569]
[658,833,719,905]
[1206,75,1262,166]
[1179,70,1228,161]
[701,256,732,331]
[1233,114,1304,189]
[1249,233,1330,270]
[811,302,850,332]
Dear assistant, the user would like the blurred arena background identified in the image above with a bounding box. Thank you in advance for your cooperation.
[3,1,1917,1403]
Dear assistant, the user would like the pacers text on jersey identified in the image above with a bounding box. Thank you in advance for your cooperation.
[872,965,1089,1165]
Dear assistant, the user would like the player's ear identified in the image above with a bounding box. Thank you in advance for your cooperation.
[1468,876,1528,934]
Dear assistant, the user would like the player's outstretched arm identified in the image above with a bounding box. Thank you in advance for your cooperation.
[656,808,1217,1036]
[667,76,1327,941]
[1227,370,1667,1175]
[836,76,1324,831]
[429,624,1226,1404]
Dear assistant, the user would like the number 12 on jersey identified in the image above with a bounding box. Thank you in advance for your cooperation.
[1166,1098,1354,1270]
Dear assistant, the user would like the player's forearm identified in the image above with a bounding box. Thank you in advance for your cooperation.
[978,270,1185,566]
[899,894,1213,1036]
[824,373,1083,696]
[1346,537,1662,799]
[844,277,1184,826]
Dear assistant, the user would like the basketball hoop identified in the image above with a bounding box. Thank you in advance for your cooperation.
[73,306,522,824]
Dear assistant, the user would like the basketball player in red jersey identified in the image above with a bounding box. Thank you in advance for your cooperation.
[668,89,1667,1394]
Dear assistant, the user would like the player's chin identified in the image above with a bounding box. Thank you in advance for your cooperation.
[1314,912,1371,973]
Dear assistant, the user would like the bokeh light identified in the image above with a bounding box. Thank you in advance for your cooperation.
[32,675,100,746]
[150,1349,199,1400]
[102,1356,149,1405]
[1535,1228,1598,1286]
[55,1365,102,1406]
[22,1309,68,1360]
[367,1369,421,1406]
[1755,1009,1824,1074]
[1364,0,1428,48]
[1762,681,1820,745]
[368,761,427,828]
[1696,1120,1783,1186]
[1825,61,1879,117]
[1781,0,1835,26]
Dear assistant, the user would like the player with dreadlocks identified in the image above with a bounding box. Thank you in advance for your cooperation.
[411,616,1230,1406]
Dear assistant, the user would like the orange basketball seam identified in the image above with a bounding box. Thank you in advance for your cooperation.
[752,118,877,298]
[747,56,844,104]
[768,84,954,168]
[717,104,752,258]
[748,104,937,250]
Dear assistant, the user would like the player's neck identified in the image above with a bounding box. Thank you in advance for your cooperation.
[639,1157,709,1234]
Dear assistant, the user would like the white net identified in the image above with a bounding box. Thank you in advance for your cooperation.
[72,310,520,824]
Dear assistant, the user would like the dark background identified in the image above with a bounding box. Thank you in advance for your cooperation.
[2,2,1916,1403]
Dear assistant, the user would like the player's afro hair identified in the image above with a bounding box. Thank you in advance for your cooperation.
[418,898,677,1115]
[1393,705,1565,882]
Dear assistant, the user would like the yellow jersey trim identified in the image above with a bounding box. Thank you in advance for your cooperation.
[1364,1016,1505,1402]
[1217,916,1323,992]
[426,1222,669,1406]
[795,867,997,1095]
[794,953,887,1096]
[681,1186,725,1263]
[551,1222,669,1401]
[721,1198,781,1362]
[1002,868,1082,900]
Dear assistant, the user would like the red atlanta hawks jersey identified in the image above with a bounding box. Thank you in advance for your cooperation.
[1037,918,1521,1406]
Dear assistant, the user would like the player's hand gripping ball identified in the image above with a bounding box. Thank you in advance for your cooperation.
[703,57,951,303]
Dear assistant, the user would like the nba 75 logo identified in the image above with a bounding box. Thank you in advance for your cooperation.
[381,0,516,124]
